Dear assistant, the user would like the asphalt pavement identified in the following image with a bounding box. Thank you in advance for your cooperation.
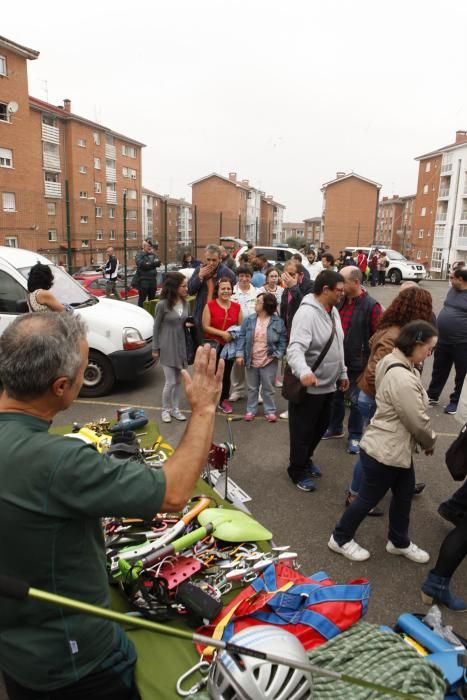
[1,280,464,699]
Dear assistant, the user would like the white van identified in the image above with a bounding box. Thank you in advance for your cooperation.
[0,247,155,397]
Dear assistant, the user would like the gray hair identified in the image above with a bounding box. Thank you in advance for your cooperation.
[344,266,363,283]
[0,313,87,400]
[205,244,221,257]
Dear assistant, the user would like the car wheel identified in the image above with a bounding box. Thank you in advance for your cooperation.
[388,269,402,285]
[80,350,115,397]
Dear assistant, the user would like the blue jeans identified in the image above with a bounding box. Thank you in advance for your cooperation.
[333,449,415,549]
[349,391,377,495]
[246,360,277,415]
[327,374,363,440]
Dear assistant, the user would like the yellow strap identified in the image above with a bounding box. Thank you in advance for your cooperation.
[203,580,294,657]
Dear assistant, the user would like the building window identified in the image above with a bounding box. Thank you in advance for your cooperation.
[94,157,101,170]
[416,250,422,260]
[95,206,103,218]
[5,236,17,247]
[122,144,137,158]
[420,207,426,216]
[0,147,13,168]
[425,161,431,173]
[459,224,467,238]
[106,134,115,145]
[0,102,9,123]
[2,192,16,212]
[95,182,102,194]
[127,231,137,240]
[79,165,87,174]
[418,229,424,238]
[79,191,88,199]
[45,171,59,183]
[80,215,88,224]
[93,132,101,145]
[96,229,103,240]
[431,247,443,270]
[81,239,89,248]
[108,207,115,218]
[48,229,57,242]
[77,138,86,147]
[0,56,6,76]
[126,209,137,220]
[122,167,137,179]
[423,184,429,194]
[47,202,56,215]
[109,229,116,240]
[107,182,116,192]
[124,189,137,200]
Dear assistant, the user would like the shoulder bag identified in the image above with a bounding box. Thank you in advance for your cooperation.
[282,312,336,404]
[446,424,467,481]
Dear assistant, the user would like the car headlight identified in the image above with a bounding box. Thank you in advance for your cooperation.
[123,327,146,350]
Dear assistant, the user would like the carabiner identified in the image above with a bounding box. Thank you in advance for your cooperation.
[176,660,211,697]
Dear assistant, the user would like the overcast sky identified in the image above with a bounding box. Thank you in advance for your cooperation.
[4,0,467,220]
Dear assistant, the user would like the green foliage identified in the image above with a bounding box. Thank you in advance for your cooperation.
[285,236,306,250]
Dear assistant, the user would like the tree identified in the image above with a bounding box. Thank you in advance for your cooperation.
[286,236,306,250]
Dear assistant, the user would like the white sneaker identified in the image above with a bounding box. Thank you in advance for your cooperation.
[171,409,186,421]
[228,393,244,402]
[280,410,289,420]
[161,410,172,423]
[275,378,283,388]
[328,535,370,561]
[386,541,429,564]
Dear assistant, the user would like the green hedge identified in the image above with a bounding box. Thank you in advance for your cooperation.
[143,295,196,317]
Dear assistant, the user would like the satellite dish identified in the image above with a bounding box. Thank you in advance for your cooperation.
[7,101,19,114]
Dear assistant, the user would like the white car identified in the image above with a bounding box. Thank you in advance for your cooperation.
[344,247,427,284]
[235,245,308,271]
[0,246,155,397]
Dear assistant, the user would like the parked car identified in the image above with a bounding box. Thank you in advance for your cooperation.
[77,274,139,299]
[72,265,103,278]
[0,247,155,397]
[234,245,306,271]
[344,247,427,284]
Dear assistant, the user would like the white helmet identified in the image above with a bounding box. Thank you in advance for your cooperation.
[207,625,312,699]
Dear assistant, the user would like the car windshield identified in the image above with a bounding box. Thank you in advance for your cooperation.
[18,265,98,307]
[385,251,407,261]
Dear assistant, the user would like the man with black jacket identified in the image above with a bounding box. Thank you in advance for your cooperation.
[188,244,236,325]
[102,247,120,299]
[135,240,160,308]
[322,266,381,454]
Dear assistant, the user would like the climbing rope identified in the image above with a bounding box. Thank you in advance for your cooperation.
[305,621,446,699]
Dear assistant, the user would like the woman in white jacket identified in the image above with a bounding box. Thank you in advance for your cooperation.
[329,320,438,563]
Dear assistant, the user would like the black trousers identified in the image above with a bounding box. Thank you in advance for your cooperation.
[427,341,467,404]
[432,515,467,579]
[288,392,334,482]
[137,282,155,308]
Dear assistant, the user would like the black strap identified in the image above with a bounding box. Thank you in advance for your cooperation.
[311,312,336,373]
[384,362,411,375]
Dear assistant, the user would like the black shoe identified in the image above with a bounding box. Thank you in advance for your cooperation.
[438,503,465,527]
[413,482,426,496]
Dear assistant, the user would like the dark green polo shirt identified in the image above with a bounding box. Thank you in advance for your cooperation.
[0,412,166,690]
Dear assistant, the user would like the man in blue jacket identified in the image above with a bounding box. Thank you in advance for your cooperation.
[188,244,236,325]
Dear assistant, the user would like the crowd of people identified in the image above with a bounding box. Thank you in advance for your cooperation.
[0,242,466,698]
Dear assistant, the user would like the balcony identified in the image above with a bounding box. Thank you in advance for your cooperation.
[44,181,61,198]
[43,153,61,171]
[436,211,447,221]
[441,162,452,173]
[106,190,117,204]
[438,188,450,198]
[42,123,60,144]
[106,166,117,182]
[105,143,116,159]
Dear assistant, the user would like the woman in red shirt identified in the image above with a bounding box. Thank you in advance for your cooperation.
[202,277,243,413]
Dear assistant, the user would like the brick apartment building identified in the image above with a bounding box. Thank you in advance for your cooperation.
[321,172,381,254]
[411,130,467,277]
[280,222,305,245]
[375,194,415,255]
[190,172,285,251]
[303,217,322,245]
[0,35,144,270]
[142,188,192,262]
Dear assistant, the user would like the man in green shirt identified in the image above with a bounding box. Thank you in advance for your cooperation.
[0,312,223,699]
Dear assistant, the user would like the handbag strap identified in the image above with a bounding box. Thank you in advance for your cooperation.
[311,311,336,373]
